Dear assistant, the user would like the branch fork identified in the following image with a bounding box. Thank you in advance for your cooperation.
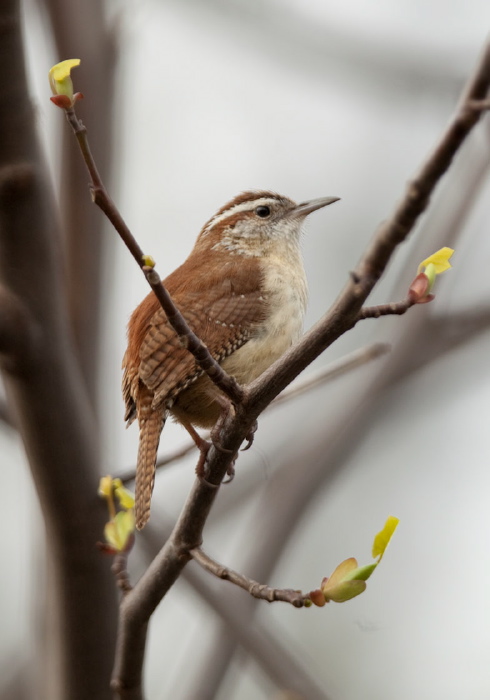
[51,39,490,699]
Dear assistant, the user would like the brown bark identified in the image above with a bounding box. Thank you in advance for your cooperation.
[0,2,117,698]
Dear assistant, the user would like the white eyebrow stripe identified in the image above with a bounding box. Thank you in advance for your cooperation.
[202,197,279,235]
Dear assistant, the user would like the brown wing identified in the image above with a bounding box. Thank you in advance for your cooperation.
[122,253,266,418]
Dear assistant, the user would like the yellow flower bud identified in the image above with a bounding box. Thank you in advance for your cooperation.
[319,516,399,604]
[113,479,135,510]
[372,515,399,561]
[48,59,81,108]
[104,510,136,552]
[417,247,454,276]
[98,475,113,500]
[142,254,156,268]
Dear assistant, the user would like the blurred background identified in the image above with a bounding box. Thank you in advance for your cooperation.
[2,0,490,698]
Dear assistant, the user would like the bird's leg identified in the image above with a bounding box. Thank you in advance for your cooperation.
[179,420,213,478]
[180,404,235,479]
[210,397,258,479]
[209,394,235,450]
[182,396,254,480]
[211,394,257,450]
[181,421,210,453]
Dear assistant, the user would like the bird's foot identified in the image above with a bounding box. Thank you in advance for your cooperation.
[241,420,258,451]
[209,400,235,454]
[195,440,212,479]
[222,459,236,484]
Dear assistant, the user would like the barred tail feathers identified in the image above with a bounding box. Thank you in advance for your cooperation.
[135,407,166,529]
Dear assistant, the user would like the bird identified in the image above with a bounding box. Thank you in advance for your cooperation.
[122,190,339,528]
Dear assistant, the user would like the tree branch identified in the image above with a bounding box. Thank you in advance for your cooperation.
[190,547,310,607]
[245,41,490,419]
[62,107,243,405]
[109,39,490,697]
[140,516,332,700]
[117,341,390,485]
[270,340,390,406]
[0,3,117,698]
[112,554,133,596]
[188,62,490,697]
[0,276,37,372]
[110,39,490,699]
[44,0,118,405]
[357,298,415,320]
[0,398,14,428]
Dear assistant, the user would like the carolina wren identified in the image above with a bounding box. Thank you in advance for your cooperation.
[123,190,339,528]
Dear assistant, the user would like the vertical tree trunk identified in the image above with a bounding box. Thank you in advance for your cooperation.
[0,2,117,697]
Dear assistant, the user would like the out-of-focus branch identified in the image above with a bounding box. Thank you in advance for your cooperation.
[117,440,197,485]
[0,281,36,372]
[44,0,117,406]
[433,308,490,343]
[0,3,117,699]
[173,0,465,100]
[270,341,390,406]
[0,400,14,428]
[0,660,31,700]
[388,307,490,382]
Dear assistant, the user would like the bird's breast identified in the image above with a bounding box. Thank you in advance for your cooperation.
[221,255,307,384]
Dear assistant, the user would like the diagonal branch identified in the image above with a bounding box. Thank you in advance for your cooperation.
[190,547,310,607]
[62,107,243,405]
[110,39,490,699]
[245,42,490,419]
[190,70,490,699]
[136,516,328,700]
[357,298,415,320]
[117,341,390,485]
[269,340,390,406]
[139,516,332,700]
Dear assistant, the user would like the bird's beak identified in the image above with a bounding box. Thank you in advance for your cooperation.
[290,196,340,219]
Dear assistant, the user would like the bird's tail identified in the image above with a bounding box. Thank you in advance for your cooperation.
[135,405,166,530]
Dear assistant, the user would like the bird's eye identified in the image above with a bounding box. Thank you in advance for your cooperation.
[255,205,271,218]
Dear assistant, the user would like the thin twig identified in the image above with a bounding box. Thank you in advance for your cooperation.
[112,554,133,595]
[45,0,117,405]
[190,547,310,607]
[357,298,415,320]
[63,108,243,406]
[137,513,331,699]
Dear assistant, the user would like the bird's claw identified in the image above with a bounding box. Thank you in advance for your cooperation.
[209,400,235,454]
[241,420,258,451]
[223,460,236,484]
